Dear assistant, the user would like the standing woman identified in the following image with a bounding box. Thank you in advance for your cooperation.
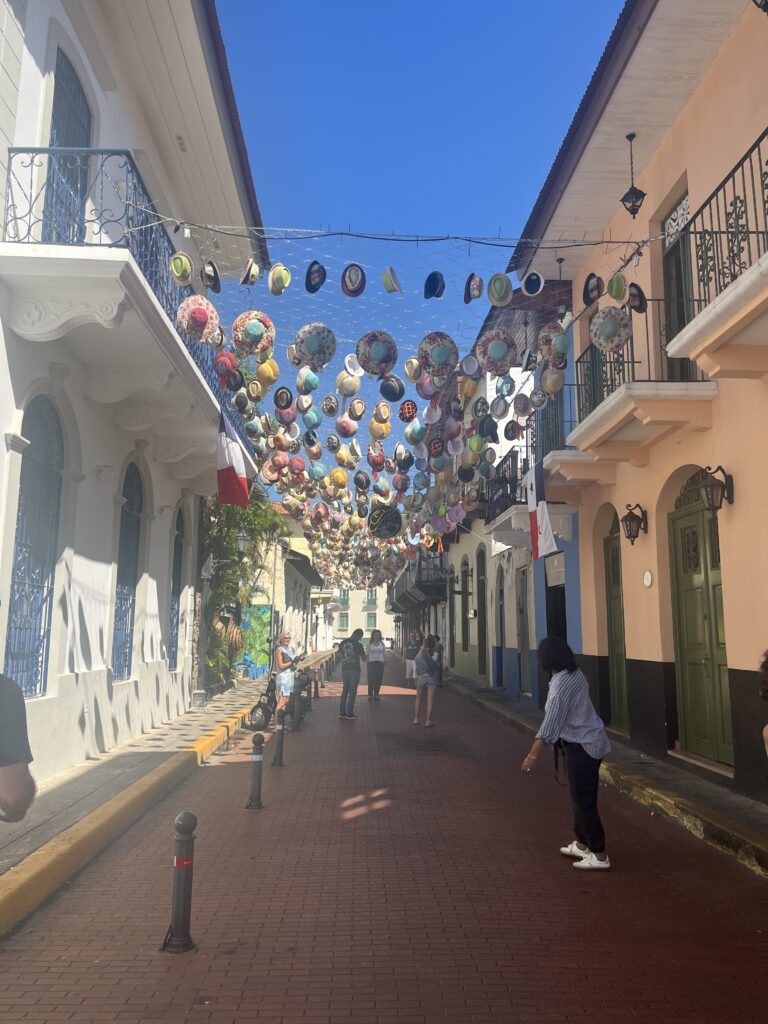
[520,637,612,871]
[367,629,386,701]
[275,631,300,718]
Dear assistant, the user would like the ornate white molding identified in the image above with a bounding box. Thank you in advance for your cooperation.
[154,436,216,464]
[10,295,126,342]
[5,432,30,455]
[114,394,194,432]
[84,368,173,404]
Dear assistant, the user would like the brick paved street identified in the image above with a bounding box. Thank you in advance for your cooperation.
[0,656,766,1024]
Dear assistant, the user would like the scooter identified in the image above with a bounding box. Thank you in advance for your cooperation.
[248,672,276,731]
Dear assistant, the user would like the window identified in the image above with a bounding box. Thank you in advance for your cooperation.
[338,612,349,631]
[4,396,64,697]
[366,613,377,630]
[460,558,469,652]
[662,194,697,379]
[168,510,184,671]
[339,588,349,606]
[366,588,377,606]
[112,464,143,681]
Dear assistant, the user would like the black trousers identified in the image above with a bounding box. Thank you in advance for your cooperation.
[367,662,384,697]
[562,741,606,853]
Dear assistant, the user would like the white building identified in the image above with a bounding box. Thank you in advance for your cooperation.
[0,0,268,781]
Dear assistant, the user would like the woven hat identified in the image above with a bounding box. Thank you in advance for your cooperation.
[513,393,531,417]
[170,251,193,286]
[424,271,445,300]
[239,257,260,286]
[476,328,517,376]
[356,330,398,377]
[541,367,565,395]
[368,504,402,539]
[582,272,604,307]
[176,294,219,343]
[530,387,548,411]
[322,394,339,417]
[341,263,366,298]
[607,272,628,303]
[305,260,327,293]
[487,273,513,307]
[403,357,422,383]
[294,322,337,371]
[268,263,292,295]
[463,273,484,304]
[381,266,402,294]
[344,353,365,377]
[200,259,221,294]
[589,306,632,353]
[231,310,276,358]
[536,321,562,363]
[418,331,458,377]
[398,400,418,423]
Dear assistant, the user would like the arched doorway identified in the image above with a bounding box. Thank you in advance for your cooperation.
[448,567,456,666]
[476,547,487,676]
[604,512,628,731]
[496,565,505,688]
[4,396,64,697]
[669,470,732,764]
[516,567,532,695]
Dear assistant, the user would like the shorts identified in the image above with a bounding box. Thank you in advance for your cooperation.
[416,673,437,692]
[405,659,417,679]
[278,681,294,697]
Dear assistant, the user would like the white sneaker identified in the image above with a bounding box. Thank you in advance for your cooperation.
[560,841,590,859]
[424,719,434,728]
[413,718,420,726]
[573,852,611,870]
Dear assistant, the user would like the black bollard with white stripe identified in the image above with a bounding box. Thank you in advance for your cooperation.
[160,811,197,953]
[271,710,286,767]
[246,733,264,809]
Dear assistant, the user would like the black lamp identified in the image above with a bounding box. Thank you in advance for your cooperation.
[620,133,646,219]
[621,503,648,545]
[236,530,249,557]
[696,466,734,515]
[752,0,768,13]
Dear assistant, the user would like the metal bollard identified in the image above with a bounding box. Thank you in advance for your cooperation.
[292,690,302,732]
[246,734,264,809]
[160,811,197,953]
[313,670,320,698]
[271,710,286,767]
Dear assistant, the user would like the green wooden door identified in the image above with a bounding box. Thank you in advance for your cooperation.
[670,507,733,765]
[604,534,628,731]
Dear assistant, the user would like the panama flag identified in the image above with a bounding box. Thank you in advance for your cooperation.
[526,462,558,560]
[217,413,250,508]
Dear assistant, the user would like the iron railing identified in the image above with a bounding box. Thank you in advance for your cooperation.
[680,126,768,311]
[485,447,528,524]
[575,298,707,421]
[532,386,578,463]
[3,147,251,449]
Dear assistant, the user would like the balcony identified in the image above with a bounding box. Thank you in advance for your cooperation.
[2,147,252,455]
[666,127,768,378]
[485,448,526,525]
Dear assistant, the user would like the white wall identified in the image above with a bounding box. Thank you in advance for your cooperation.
[0,0,26,222]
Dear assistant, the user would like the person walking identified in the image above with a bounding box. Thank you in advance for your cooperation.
[0,673,35,823]
[433,634,444,686]
[338,628,366,719]
[404,631,421,688]
[413,635,440,727]
[367,629,386,700]
[275,632,302,722]
[520,637,612,871]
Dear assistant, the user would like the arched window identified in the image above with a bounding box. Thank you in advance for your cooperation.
[460,557,470,653]
[112,464,143,681]
[4,397,64,697]
[476,548,487,675]
[168,510,184,671]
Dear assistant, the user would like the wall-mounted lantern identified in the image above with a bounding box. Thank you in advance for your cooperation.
[693,465,734,516]
[621,503,648,545]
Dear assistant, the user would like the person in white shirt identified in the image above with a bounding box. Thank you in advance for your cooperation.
[366,629,386,701]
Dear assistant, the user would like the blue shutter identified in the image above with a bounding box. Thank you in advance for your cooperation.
[168,510,184,671]
[111,464,143,681]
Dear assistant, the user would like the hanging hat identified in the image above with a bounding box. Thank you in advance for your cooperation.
[496,375,515,398]
[246,379,264,402]
[296,394,313,415]
[487,273,514,307]
[176,294,219,343]
[356,330,398,377]
[369,504,402,539]
[463,273,484,305]
[344,353,365,377]
[274,386,293,410]
[268,263,292,295]
[326,434,341,452]
[582,272,604,307]
[379,374,405,402]
[239,257,260,286]
[627,282,648,315]
[305,260,327,293]
[504,420,524,442]
[549,352,567,370]
[381,266,402,294]
[170,251,193,286]
[490,396,509,420]
[460,353,482,380]
[348,397,366,421]
[403,357,422,383]
[200,258,221,294]
[607,272,628,304]
[341,263,366,298]
[294,322,337,371]
[321,394,339,417]
[418,331,459,378]
[541,368,565,395]
[530,387,548,411]
[296,366,320,394]
[398,399,418,423]
[476,328,517,376]
[373,400,391,424]
[424,271,445,300]
[232,310,276,358]
[536,321,561,363]
[336,370,360,397]
[589,306,632,353]
[512,393,531,417]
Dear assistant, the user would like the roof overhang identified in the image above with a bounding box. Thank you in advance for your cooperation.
[286,551,324,588]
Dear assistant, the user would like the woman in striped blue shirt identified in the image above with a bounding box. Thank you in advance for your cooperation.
[520,637,612,871]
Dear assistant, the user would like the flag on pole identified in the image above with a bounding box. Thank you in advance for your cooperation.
[217,413,249,508]
[526,462,558,560]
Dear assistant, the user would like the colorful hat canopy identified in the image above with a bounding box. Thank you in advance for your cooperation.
[294,322,337,371]
[176,294,220,343]
[476,328,517,376]
[231,310,275,358]
[589,306,632,353]
[356,330,398,377]
[418,331,459,378]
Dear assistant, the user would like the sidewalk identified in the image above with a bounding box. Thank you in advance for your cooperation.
[441,668,768,878]
[0,653,765,1024]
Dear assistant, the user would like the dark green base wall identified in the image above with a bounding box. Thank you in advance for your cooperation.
[577,656,768,802]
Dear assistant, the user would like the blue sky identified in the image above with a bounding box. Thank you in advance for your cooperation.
[215,0,624,478]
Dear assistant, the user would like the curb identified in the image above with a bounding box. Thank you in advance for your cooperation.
[0,702,256,938]
[443,677,768,880]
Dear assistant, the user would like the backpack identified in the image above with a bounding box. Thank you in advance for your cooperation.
[416,651,438,676]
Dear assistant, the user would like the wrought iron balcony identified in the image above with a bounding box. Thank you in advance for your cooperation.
[531,386,577,463]
[3,147,251,450]
[575,298,706,421]
[485,447,528,525]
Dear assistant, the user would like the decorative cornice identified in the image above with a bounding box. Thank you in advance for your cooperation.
[154,436,216,464]
[84,368,174,404]
[10,294,126,342]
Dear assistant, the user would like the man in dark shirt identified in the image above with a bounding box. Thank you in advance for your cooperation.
[0,674,36,822]
[404,631,421,688]
[338,629,365,719]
